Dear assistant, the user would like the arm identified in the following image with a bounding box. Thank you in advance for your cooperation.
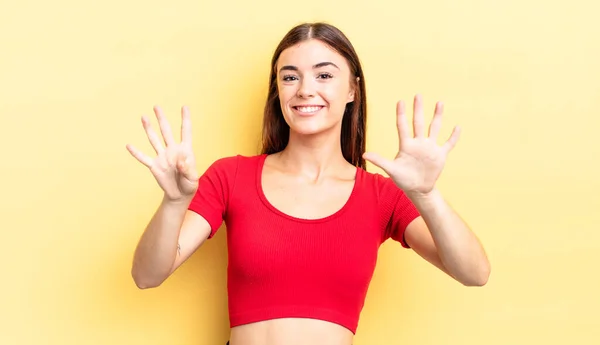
[363,95,490,286]
[127,106,231,289]
[131,196,211,289]
[404,188,490,286]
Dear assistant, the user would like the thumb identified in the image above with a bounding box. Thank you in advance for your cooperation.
[363,152,394,174]
[177,154,199,182]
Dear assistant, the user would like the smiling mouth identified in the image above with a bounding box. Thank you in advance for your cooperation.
[293,105,324,115]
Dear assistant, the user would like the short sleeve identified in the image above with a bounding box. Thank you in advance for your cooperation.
[188,155,239,239]
[381,178,421,248]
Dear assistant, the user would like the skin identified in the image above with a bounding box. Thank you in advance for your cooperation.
[127,39,490,345]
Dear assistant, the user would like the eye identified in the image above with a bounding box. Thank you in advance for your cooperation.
[317,72,333,79]
[282,74,298,82]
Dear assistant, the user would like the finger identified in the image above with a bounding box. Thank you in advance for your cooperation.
[180,105,193,146]
[428,101,444,139]
[154,106,176,147]
[142,116,165,154]
[126,144,153,167]
[363,152,395,174]
[442,125,461,154]
[165,146,179,167]
[396,100,410,143]
[413,94,425,138]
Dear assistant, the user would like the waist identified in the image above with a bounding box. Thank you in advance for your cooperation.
[229,317,354,345]
[229,304,361,334]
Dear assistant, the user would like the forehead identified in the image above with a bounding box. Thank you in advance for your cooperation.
[277,39,349,71]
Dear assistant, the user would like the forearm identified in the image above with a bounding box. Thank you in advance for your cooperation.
[131,195,191,288]
[408,188,490,286]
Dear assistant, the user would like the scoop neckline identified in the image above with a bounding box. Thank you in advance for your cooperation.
[255,153,362,223]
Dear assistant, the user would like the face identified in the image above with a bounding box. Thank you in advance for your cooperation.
[276,39,356,136]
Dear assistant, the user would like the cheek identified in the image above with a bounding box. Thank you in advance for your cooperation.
[322,83,350,107]
[278,84,297,103]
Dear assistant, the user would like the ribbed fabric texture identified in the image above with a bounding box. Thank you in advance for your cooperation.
[188,154,420,334]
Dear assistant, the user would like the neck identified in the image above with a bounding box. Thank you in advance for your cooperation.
[278,130,349,178]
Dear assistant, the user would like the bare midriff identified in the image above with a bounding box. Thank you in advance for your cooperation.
[228,318,354,345]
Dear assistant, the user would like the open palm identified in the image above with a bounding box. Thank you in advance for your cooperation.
[126,105,199,202]
[363,94,460,197]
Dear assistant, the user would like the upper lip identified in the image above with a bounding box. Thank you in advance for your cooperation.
[293,104,325,108]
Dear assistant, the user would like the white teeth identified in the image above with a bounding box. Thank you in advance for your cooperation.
[296,106,321,113]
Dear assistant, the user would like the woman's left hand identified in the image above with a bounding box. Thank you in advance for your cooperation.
[363,94,461,198]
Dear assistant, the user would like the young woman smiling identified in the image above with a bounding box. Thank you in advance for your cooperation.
[127,22,491,345]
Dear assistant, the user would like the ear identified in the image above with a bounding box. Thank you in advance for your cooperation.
[347,76,360,102]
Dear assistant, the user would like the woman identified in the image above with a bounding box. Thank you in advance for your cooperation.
[126,22,490,345]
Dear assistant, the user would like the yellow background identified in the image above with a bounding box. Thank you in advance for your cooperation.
[1,0,598,344]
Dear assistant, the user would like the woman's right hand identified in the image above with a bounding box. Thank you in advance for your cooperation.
[126,105,199,202]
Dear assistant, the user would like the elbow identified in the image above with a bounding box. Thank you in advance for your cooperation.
[132,276,163,290]
[131,268,164,290]
[464,274,489,287]
[133,279,161,290]
[463,261,491,287]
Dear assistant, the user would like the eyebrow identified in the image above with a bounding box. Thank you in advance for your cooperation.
[279,62,340,73]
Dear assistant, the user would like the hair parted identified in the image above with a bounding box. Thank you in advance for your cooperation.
[260,22,368,170]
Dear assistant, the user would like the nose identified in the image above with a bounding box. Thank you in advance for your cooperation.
[297,78,316,98]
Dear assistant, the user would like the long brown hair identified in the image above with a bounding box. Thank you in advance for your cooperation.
[260,22,368,170]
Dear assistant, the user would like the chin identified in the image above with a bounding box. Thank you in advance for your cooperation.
[290,125,326,136]
[288,120,340,137]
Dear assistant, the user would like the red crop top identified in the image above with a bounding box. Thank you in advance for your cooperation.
[188,154,420,334]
